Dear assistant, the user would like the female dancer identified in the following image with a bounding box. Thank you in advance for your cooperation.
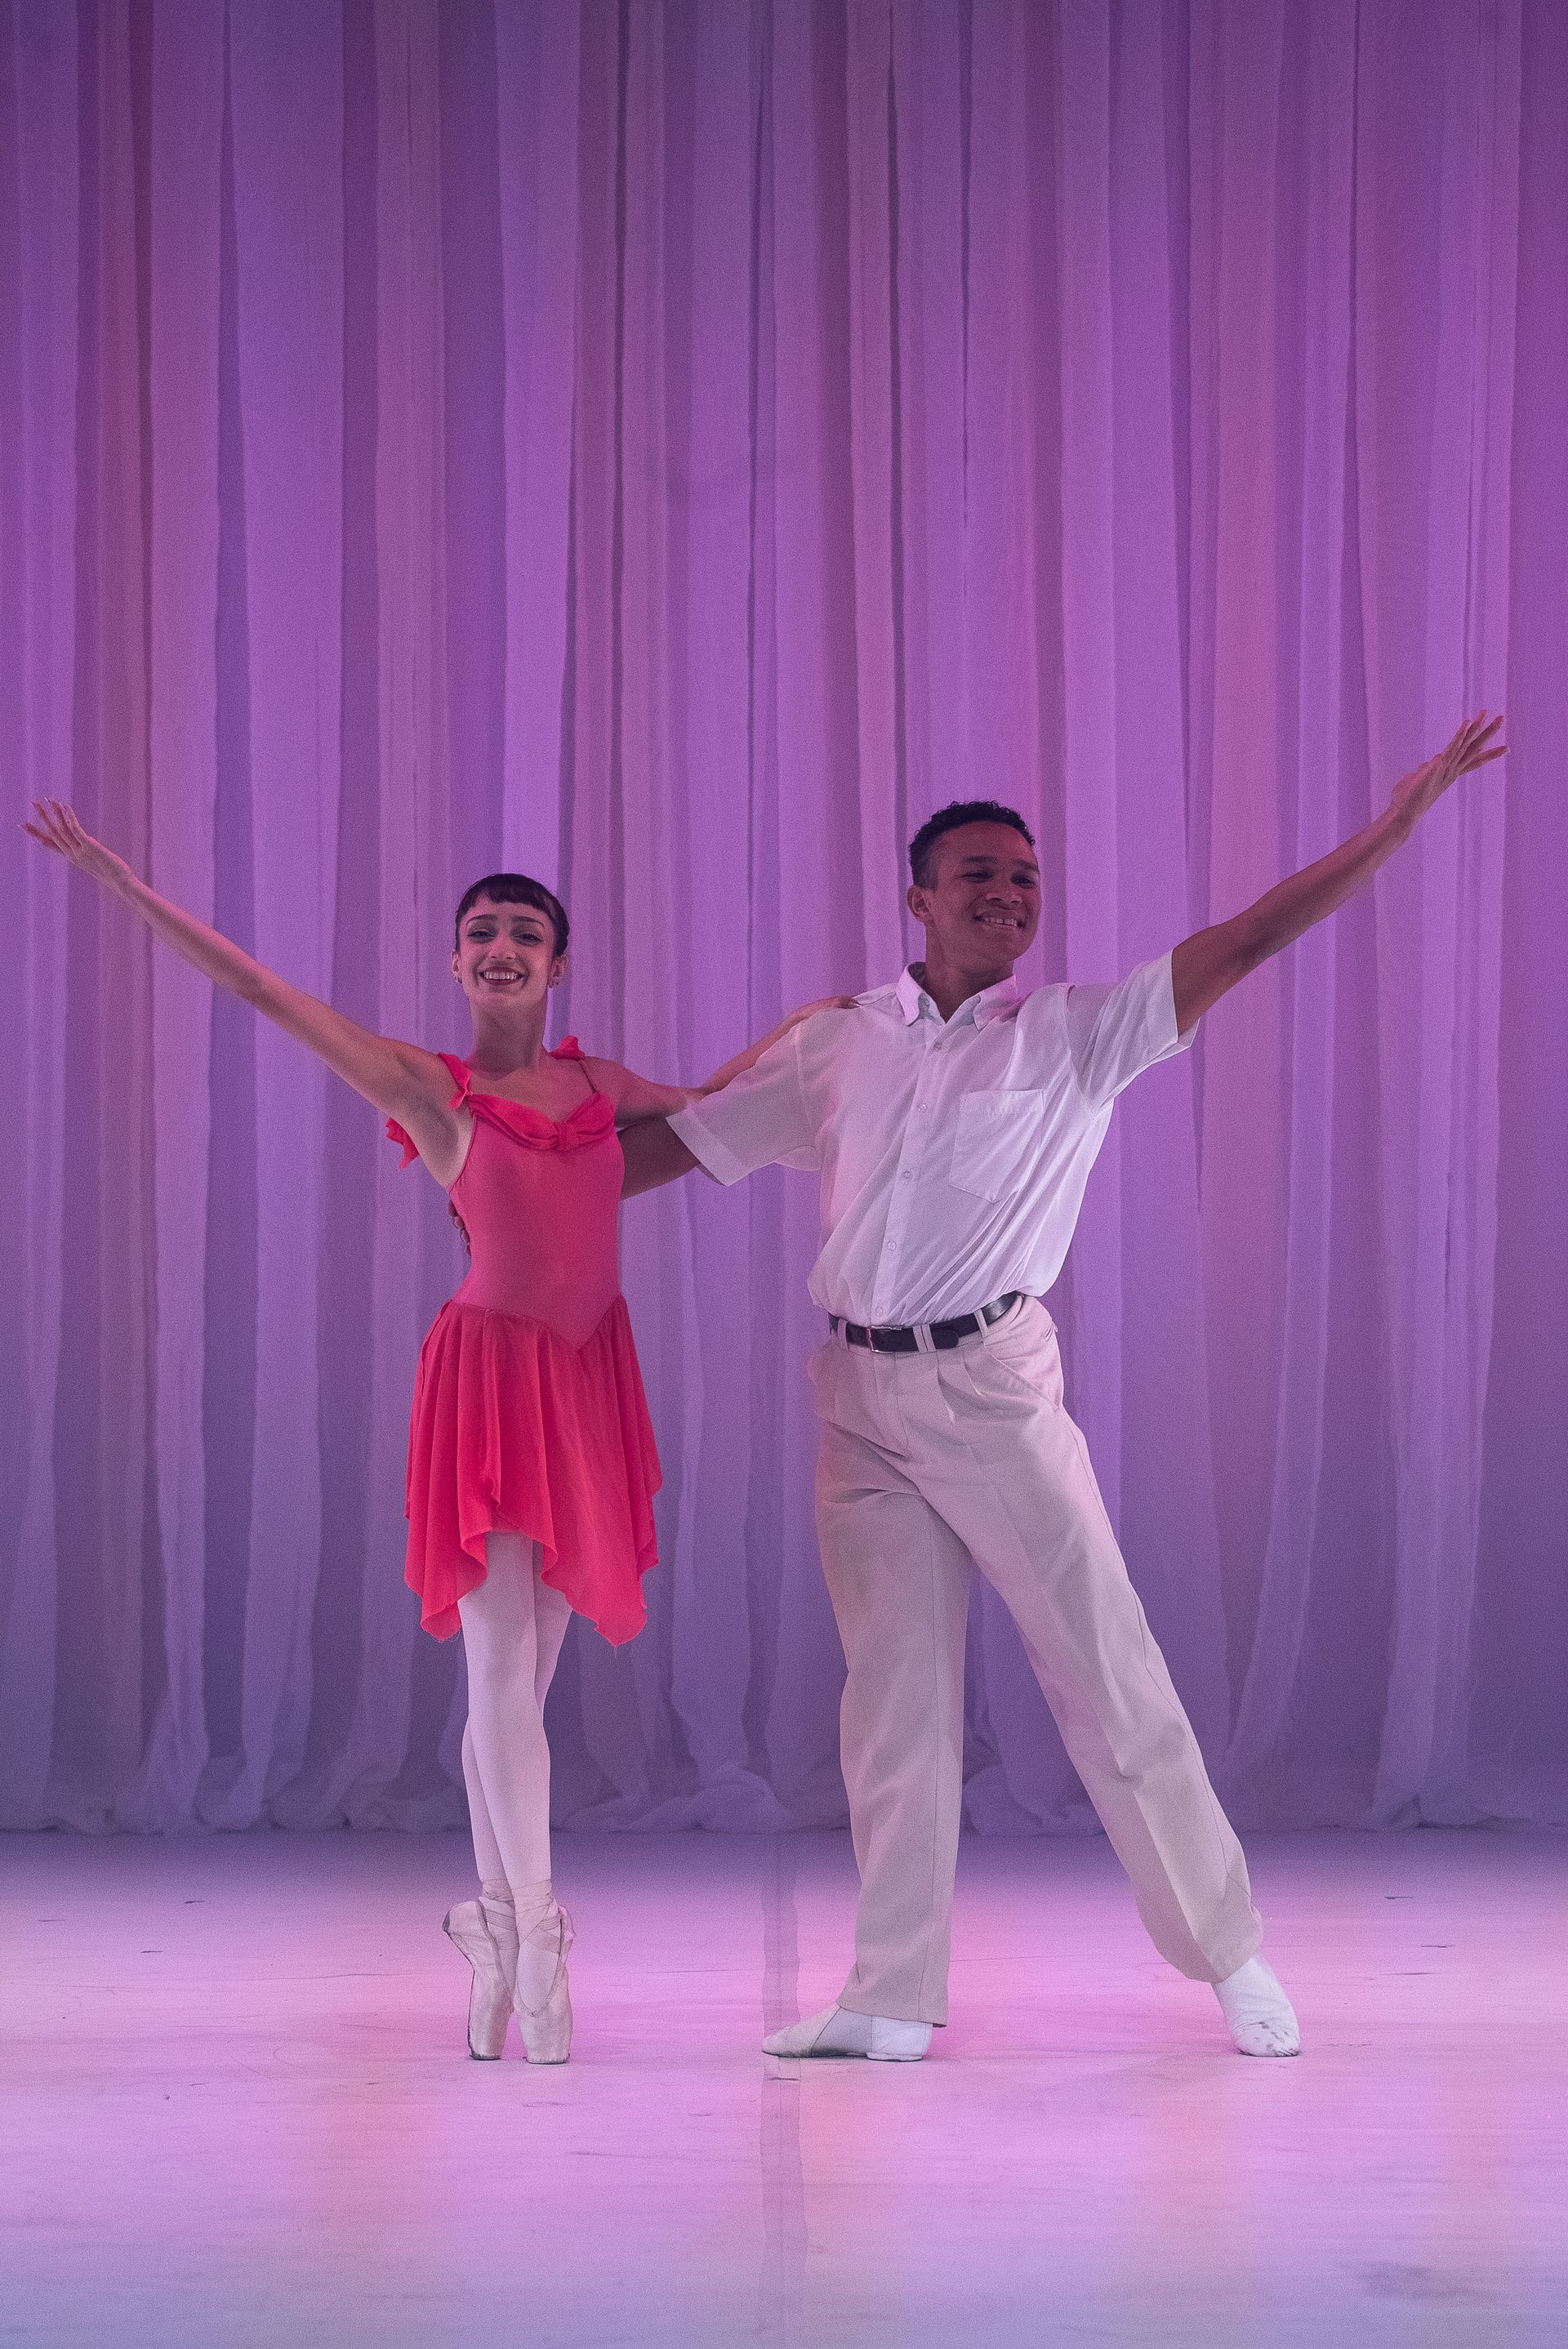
[24,800,835,2063]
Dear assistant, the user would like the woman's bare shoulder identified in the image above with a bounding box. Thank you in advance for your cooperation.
[579,1053,631,1103]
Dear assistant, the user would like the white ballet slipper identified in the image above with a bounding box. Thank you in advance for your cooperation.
[442,1896,519,2061]
[1214,1955,1301,2057]
[764,2004,931,2062]
[513,1899,575,2065]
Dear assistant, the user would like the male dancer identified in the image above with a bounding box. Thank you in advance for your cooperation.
[623,714,1503,2061]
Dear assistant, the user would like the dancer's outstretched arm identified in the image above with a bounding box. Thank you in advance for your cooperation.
[618,1118,702,1198]
[23,800,464,1167]
[617,990,856,1199]
[1170,714,1506,1034]
[587,998,854,1130]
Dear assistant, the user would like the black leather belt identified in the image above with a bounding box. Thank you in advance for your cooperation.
[829,1293,1023,1353]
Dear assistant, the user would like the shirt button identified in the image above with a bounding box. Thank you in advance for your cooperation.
[900,1170,913,1182]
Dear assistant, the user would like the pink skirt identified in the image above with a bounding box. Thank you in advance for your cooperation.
[403,1296,661,1644]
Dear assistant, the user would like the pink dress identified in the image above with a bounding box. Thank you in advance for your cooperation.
[386,1041,661,1644]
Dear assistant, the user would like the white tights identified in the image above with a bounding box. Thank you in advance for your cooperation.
[457,1531,573,1897]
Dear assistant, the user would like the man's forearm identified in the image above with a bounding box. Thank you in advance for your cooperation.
[1173,802,1410,1032]
[1232,800,1410,966]
[620,1117,704,1199]
[1170,715,1503,1033]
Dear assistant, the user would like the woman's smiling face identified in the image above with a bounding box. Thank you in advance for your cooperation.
[452,893,566,1016]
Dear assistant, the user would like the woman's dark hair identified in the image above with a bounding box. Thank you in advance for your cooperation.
[907,801,1036,889]
[453,873,570,959]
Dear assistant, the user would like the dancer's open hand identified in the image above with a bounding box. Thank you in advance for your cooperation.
[1388,714,1506,836]
[22,800,131,891]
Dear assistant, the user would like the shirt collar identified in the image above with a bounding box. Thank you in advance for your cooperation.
[894,966,1021,1030]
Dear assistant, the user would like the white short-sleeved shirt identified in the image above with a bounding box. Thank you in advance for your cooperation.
[670,953,1195,1326]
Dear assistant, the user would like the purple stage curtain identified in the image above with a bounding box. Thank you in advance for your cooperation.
[1,0,1564,1836]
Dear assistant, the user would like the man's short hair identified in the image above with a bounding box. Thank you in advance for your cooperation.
[908,801,1036,889]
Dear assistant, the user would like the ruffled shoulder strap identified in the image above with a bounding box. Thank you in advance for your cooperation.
[385,1053,475,1169]
[553,1036,605,1102]
[385,1117,420,1170]
[438,1050,476,1107]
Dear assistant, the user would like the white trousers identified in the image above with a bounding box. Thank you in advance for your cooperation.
[809,1298,1262,2025]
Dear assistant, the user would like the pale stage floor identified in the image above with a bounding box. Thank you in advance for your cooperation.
[2,1828,1564,2348]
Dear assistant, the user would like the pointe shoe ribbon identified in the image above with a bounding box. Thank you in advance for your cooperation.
[442,1897,519,2062]
[764,2004,931,2062]
[512,1900,575,2065]
[1214,1955,1301,2057]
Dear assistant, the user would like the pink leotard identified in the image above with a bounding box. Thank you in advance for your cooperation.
[387,1041,660,1644]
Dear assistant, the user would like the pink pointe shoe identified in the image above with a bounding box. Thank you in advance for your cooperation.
[443,1896,519,2061]
[513,1900,575,2064]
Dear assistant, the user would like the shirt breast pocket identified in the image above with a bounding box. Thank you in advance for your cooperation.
[948,1090,1047,1203]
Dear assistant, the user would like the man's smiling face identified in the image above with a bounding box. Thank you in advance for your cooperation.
[906,821,1041,976]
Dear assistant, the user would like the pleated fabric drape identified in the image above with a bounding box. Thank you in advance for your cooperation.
[2,0,1563,1834]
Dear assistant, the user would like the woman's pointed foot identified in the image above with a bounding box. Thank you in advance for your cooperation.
[514,1899,574,2064]
[442,1895,519,2060]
